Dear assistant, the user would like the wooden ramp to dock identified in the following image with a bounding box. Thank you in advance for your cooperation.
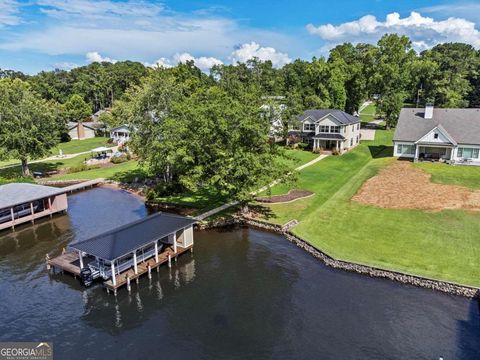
[62,178,105,193]
[104,245,192,291]
[48,251,81,276]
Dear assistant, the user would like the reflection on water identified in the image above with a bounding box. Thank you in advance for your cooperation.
[0,188,479,359]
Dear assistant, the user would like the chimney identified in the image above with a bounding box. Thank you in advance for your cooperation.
[424,103,434,119]
[77,122,85,139]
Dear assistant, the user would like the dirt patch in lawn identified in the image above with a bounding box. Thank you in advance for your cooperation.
[352,161,480,211]
[256,189,314,204]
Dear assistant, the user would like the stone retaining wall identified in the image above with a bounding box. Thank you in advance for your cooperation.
[198,216,480,298]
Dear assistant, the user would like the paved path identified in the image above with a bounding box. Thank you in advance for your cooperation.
[0,146,118,170]
[196,154,329,221]
[360,129,376,141]
[358,101,372,113]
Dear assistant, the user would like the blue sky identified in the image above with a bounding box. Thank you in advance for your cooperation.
[1,0,480,74]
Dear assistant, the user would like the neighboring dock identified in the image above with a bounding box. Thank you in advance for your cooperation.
[62,178,105,192]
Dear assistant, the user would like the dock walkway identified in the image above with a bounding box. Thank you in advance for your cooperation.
[104,245,192,291]
[48,245,192,291]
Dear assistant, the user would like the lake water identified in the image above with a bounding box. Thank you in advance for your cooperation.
[0,187,479,359]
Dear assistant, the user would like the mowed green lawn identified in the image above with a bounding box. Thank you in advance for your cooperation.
[0,137,113,169]
[51,137,113,155]
[260,130,480,287]
[414,162,480,189]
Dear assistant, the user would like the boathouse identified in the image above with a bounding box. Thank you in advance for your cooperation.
[62,212,196,291]
[0,183,68,231]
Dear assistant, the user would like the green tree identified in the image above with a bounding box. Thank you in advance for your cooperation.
[64,94,91,122]
[129,66,290,203]
[0,79,60,175]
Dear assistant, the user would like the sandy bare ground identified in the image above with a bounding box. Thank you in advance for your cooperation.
[352,161,480,211]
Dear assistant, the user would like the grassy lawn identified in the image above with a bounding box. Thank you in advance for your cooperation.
[48,160,140,181]
[156,148,319,214]
[51,137,113,155]
[0,138,113,169]
[283,149,319,168]
[414,162,480,189]
[0,152,141,183]
[260,129,480,287]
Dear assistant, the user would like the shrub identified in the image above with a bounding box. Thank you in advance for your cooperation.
[110,155,128,164]
[66,164,101,174]
[332,149,340,156]
[297,142,309,150]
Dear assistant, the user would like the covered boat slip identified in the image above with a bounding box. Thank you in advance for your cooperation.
[56,212,196,291]
[0,183,68,231]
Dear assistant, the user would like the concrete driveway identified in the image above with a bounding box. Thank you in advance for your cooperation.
[360,129,376,141]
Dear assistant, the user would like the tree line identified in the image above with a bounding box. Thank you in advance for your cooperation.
[1,33,480,199]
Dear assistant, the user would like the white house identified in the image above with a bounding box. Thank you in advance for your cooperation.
[293,109,361,153]
[110,124,130,144]
[393,104,480,165]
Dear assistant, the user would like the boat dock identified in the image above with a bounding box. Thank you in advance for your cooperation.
[47,212,197,294]
[60,178,105,193]
[103,245,192,292]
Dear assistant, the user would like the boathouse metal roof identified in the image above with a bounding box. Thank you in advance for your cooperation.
[69,212,197,261]
[0,183,67,210]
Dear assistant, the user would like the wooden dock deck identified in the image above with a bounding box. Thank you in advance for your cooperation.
[48,251,81,276]
[48,244,193,290]
[62,178,105,193]
[104,245,192,291]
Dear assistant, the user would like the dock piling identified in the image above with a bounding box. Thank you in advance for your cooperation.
[148,265,152,279]
[45,254,51,270]
[168,254,172,268]
[127,277,131,292]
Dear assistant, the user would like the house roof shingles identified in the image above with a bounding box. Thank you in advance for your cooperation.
[394,108,480,145]
[69,212,197,261]
[0,183,67,210]
[298,109,359,125]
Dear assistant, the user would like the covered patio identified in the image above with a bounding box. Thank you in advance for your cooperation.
[313,134,345,151]
[416,144,454,162]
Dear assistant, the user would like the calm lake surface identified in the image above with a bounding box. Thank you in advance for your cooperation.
[0,187,479,359]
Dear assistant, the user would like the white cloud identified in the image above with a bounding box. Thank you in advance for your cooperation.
[37,0,163,20]
[86,51,117,63]
[230,42,291,67]
[0,0,21,27]
[174,53,223,71]
[148,52,223,72]
[307,11,480,50]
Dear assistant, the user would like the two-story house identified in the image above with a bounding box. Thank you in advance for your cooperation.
[294,109,361,153]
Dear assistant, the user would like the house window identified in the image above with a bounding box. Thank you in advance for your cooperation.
[330,126,340,133]
[397,144,415,155]
[350,138,353,146]
[357,123,360,130]
[434,133,439,139]
[458,147,480,159]
[352,125,354,132]
[356,135,359,144]
[304,123,315,132]
[319,125,329,133]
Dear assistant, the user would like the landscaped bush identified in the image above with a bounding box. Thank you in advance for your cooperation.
[146,182,184,200]
[313,147,324,154]
[110,155,129,164]
[65,164,101,174]
[297,142,309,150]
